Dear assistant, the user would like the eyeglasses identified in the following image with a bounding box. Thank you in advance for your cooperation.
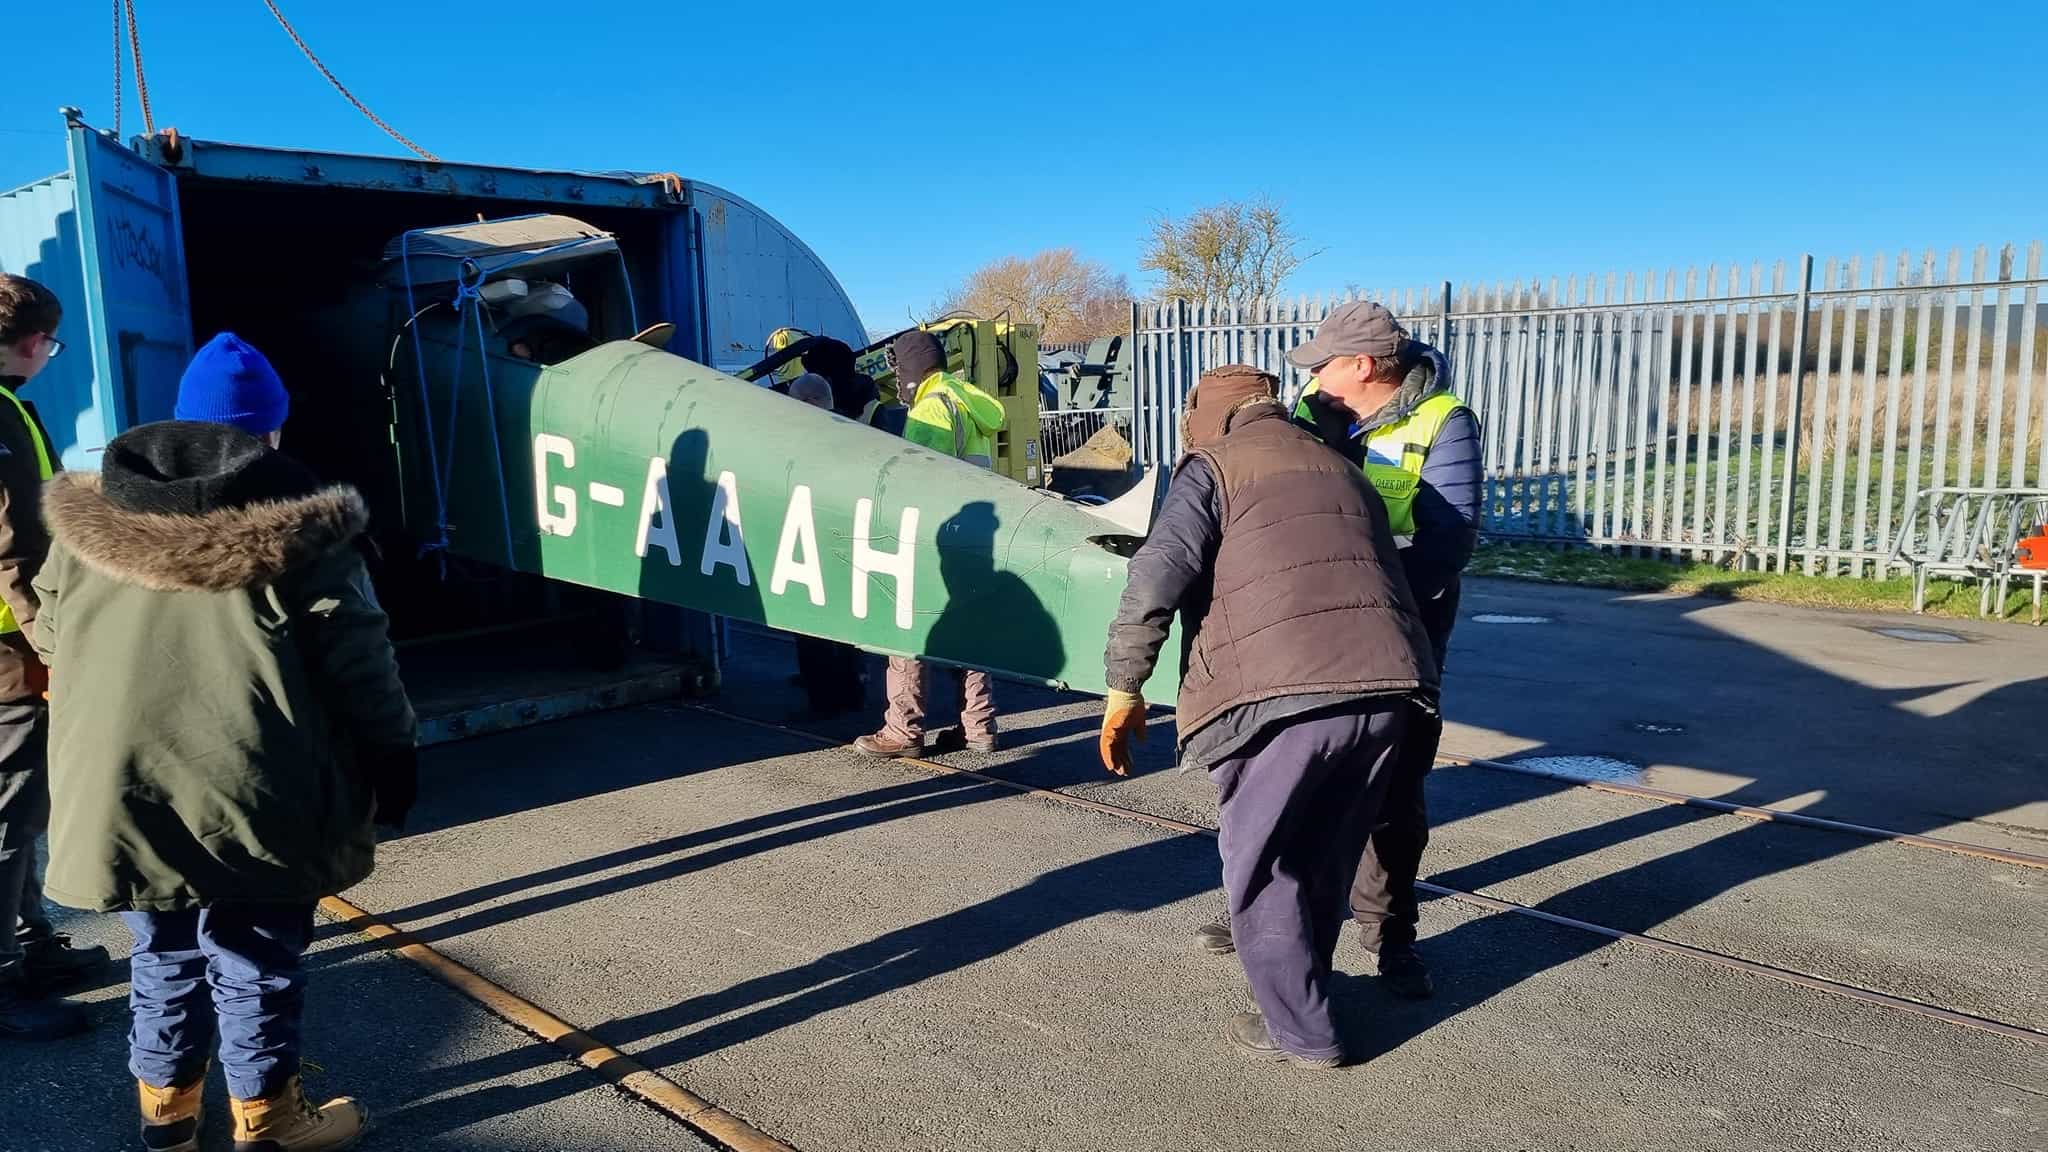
[41,334,64,359]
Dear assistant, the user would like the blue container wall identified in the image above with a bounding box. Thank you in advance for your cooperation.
[690,182,869,374]
[3,139,873,471]
[0,173,111,470]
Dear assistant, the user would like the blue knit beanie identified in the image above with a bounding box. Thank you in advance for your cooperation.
[174,332,289,435]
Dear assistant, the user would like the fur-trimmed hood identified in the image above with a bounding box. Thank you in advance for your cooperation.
[44,472,368,593]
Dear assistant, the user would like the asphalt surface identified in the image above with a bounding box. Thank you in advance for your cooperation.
[3,903,704,1152]
[716,577,2048,854]
[4,579,2042,1150]
[1439,581,2047,853]
[341,702,2040,1152]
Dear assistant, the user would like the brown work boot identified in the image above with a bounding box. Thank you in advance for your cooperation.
[852,730,922,759]
[230,1075,366,1151]
[1193,919,1235,955]
[138,1073,205,1152]
[927,726,998,754]
[1225,1011,1343,1069]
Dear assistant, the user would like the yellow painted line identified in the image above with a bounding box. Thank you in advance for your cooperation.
[318,895,800,1152]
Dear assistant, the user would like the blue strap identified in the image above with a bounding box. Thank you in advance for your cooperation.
[459,270,519,567]
[434,265,476,557]
[398,231,451,566]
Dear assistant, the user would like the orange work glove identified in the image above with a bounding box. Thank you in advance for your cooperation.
[1099,690,1148,776]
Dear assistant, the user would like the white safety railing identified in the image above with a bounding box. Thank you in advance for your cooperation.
[1131,242,2048,578]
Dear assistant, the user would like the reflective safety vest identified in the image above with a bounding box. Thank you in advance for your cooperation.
[1294,383,1468,547]
[929,393,993,470]
[909,372,1000,469]
[0,385,55,636]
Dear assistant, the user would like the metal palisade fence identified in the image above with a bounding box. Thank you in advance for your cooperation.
[1130,242,2048,578]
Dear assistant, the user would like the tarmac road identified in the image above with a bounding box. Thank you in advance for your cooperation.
[3,901,705,1152]
[5,579,2042,1151]
[332,700,2039,1152]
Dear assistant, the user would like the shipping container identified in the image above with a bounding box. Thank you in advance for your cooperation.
[0,110,869,710]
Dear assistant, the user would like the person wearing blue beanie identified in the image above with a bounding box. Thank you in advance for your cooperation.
[174,333,290,441]
[38,327,415,1147]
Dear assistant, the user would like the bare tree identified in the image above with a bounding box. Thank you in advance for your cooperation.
[938,249,1132,342]
[1140,196,1318,305]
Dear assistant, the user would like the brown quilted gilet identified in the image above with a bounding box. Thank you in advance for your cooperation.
[1176,405,1437,737]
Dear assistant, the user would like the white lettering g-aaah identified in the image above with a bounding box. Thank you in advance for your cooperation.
[533,433,917,628]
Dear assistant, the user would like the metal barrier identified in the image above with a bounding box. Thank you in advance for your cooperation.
[1887,486,2048,621]
[1132,241,2048,578]
[1039,407,1133,463]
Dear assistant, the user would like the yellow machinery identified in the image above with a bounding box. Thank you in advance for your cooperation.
[858,317,1043,487]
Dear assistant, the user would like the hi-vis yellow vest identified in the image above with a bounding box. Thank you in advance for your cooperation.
[910,373,997,469]
[1294,384,1467,547]
[0,386,54,636]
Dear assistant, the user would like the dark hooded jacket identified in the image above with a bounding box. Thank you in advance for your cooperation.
[1294,344,1490,660]
[0,376,56,703]
[1295,347,1481,666]
[803,338,882,422]
[30,421,417,912]
[1104,366,1437,768]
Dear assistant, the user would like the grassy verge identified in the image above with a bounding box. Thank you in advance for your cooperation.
[1469,542,2045,624]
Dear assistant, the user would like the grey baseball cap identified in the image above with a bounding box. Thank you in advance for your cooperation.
[1285,300,1409,369]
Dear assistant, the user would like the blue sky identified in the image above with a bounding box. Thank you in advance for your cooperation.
[3,2,2043,334]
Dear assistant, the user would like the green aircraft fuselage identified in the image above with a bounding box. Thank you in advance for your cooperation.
[396,338,1180,699]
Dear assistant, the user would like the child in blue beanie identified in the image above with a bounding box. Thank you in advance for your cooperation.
[36,328,416,1149]
[174,332,290,442]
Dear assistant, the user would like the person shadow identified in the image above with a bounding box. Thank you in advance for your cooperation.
[631,425,763,643]
[1328,588,2048,1060]
[899,499,1069,745]
[328,491,1172,965]
[572,831,1220,1071]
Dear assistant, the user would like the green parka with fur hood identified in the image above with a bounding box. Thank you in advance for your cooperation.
[30,420,416,912]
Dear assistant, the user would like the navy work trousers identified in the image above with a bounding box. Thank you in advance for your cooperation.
[1211,701,1406,1061]
[0,701,53,979]
[120,903,317,1100]
[1349,700,1440,954]
[1351,579,1458,953]
[795,635,865,715]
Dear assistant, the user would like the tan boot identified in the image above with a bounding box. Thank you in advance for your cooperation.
[853,729,922,758]
[137,1074,204,1152]
[229,1074,367,1152]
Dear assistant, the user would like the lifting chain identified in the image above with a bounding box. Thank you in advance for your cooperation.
[260,0,439,162]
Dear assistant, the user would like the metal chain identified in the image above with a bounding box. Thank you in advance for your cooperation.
[124,0,154,135]
[260,0,439,162]
[111,0,123,138]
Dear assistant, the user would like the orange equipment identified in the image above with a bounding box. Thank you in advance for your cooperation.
[2018,525,2048,571]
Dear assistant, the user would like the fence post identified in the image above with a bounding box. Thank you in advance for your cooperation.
[1439,279,1453,350]
[1129,299,1146,466]
[1177,297,1193,460]
[1774,254,1816,573]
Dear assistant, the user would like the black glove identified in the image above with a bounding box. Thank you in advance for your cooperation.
[365,744,419,831]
